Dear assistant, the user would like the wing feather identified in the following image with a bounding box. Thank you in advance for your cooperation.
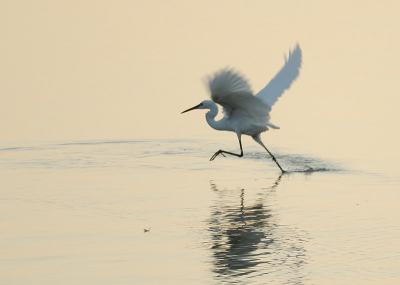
[207,69,271,123]
[255,44,302,107]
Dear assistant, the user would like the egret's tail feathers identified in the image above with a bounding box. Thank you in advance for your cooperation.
[266,123,280,129]
[252,122,280,129]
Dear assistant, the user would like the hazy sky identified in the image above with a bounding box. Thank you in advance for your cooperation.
[1,1,399,157]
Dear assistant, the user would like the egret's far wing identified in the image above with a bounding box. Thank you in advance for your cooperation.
[208,68,253,100]
[207,69,270,122]
[255,44,302,108]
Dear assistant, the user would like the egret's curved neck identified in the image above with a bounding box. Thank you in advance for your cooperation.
[205,103,226,131]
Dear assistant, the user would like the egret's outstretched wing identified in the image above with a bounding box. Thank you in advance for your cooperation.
[207,69,270,122]
[208,68,253,98]
[255,44,302,108]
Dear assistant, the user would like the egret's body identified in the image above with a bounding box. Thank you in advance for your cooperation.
[203,102,263,135]
[182,44,302,173]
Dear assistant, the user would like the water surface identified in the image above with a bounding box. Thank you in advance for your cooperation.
[1,139,399,284]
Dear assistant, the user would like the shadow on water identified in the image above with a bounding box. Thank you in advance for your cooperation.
[206,175,309,284]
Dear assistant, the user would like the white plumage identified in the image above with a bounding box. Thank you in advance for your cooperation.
[208,69,271,125]
[182,44,302,173]
[256,43,302,107]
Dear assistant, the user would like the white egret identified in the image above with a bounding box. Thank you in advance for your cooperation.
[182,44,302,173]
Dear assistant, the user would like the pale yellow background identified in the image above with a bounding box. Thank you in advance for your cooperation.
[1,2,400,284]
[1,1,399,170]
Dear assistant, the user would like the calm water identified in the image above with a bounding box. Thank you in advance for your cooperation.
[1,139,399,284]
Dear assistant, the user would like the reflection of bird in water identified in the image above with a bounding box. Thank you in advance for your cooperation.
[182,45,302,173]
[210,189,273,272]
[207,175,308,284]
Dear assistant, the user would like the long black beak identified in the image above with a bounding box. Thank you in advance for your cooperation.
[181,103,202,114]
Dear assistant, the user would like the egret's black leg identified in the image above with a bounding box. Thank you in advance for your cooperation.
[251,135,285,173]
[210,139,243,161]
[260,144,285,173]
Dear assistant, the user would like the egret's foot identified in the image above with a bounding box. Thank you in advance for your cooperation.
[210,150,226,161]
[271,157,285,173]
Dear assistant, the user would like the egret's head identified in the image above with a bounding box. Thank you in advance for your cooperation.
[181,100,213,114]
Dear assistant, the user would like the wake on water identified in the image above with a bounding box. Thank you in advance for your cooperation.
[244,151,342,174]
[0,139,343,174]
